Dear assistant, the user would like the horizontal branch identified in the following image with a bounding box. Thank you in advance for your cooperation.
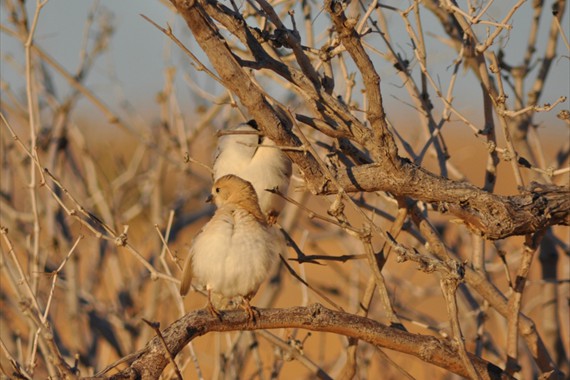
[107,304,512,380]
[327,163,570,240]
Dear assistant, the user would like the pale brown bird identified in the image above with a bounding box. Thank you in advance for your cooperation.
[180,174,280,320]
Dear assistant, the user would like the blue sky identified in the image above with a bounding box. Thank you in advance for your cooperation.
[1,1,569,136]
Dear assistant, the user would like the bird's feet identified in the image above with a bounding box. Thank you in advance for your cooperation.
[207,302,222,321]
[207,291,222,321]
[241,298,259,324]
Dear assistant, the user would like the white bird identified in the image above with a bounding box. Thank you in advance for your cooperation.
[179,174,280,320]
[213,120,292,221]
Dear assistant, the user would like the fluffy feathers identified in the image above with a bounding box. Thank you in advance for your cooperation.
[213,121,291,218]
[179,175,280,317]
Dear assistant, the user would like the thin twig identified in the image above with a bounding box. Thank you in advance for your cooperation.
[142,319,183,380]
[279,255,343,312]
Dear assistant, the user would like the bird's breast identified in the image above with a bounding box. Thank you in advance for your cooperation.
[190,208,276,298]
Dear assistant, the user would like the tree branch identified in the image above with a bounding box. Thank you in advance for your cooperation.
[328,164,570,239]
[107,304,512,380]
[169,0,569,240]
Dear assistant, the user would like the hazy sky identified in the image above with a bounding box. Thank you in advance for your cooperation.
[1,1,569,135]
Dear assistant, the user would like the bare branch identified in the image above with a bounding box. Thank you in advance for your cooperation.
[108,305,512,380]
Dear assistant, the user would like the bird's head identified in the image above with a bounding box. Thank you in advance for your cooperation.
[209,175,266,222]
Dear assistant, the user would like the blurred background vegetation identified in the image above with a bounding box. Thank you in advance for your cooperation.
[1,1,569,379]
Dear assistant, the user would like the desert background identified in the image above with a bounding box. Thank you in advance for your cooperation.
[1,1,569,379]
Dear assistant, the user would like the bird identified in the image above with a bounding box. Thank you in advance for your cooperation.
[179,174,280,320]
[213,120,292,221]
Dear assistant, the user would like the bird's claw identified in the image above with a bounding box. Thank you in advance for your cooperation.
[241,299,259,324]
[207,293,223,321]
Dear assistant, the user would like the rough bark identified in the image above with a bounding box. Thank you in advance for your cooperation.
[106,305,513,380]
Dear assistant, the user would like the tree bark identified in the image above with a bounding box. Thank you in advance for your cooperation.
[107,305,513,380]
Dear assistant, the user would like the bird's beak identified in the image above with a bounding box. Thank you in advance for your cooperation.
[206,194,213,203]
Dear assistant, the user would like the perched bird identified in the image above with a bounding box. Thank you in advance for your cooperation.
[213,120,292,221]
[179,175,280,320]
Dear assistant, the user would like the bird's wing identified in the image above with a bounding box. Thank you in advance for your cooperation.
[179,250,193,296]
[245,138,292,214]
[180,207,237,296]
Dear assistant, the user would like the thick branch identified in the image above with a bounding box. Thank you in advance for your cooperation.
[107,304,512,380]
[324,0,398,161]
[328,163,570,239]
